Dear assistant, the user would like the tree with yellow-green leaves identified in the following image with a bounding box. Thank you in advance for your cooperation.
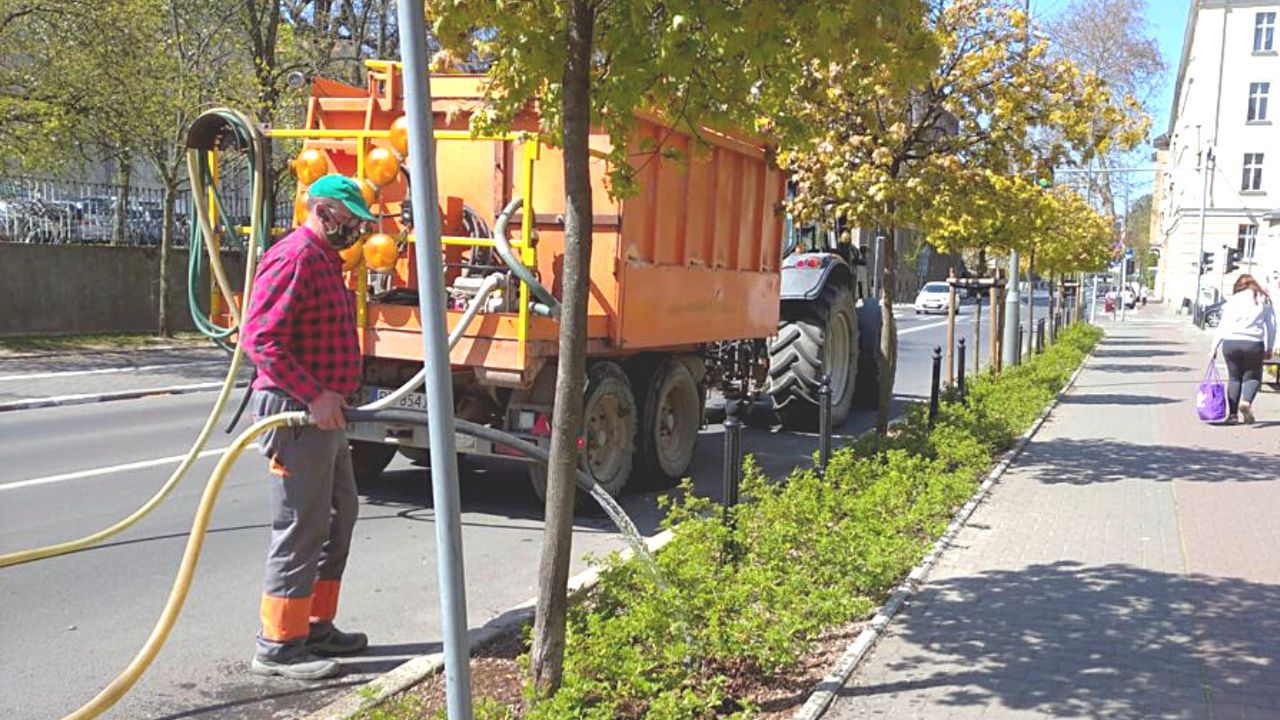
[781,0,1147,431]
[429,0,936,695]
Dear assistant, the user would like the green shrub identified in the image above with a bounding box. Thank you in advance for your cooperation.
[471,323,1101,719]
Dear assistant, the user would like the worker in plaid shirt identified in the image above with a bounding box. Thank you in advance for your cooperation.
[241,174,374,680]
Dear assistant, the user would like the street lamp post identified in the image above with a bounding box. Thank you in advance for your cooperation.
[1194,148,1215,324]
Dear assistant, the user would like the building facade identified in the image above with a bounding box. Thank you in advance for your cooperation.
[1156,0,1280,307]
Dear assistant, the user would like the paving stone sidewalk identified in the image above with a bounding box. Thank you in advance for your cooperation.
[825,307,1280,720]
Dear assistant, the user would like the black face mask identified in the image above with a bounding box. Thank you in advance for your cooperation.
[318,207,362,249]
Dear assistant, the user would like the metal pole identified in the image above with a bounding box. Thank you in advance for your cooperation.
[957,338,967,399]
[817,374,832,475]
[1003,253,1020,368]
[396,2,472,717]
[1090,274,1099,324]
[1119,243,1128,322]
[974,296,982,374]
[1194,148,1214,322]
[722,398,743,517]
[945,275,956,385]
[928,347,941,427]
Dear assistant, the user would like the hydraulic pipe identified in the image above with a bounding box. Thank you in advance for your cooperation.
[395,2,473,718]
[493,197,561,317]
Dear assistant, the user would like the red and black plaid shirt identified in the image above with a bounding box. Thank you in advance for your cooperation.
[243,226,361,404]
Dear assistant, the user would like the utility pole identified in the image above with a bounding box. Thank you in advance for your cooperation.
[1120,186,1129,322]
[1003,0,1031,367]
[1194,146,1215,324]
[396,1,472,717]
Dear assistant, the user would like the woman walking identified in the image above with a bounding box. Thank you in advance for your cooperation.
[1214,274,1276,423]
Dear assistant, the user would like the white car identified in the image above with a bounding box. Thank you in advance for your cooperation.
[913,281,952,314]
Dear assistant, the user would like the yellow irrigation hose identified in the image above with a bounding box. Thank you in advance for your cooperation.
[0,112,267,569]
[61,411,308,720]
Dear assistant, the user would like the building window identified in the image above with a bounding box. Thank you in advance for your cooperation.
[1238,224,1259,262]
[1256,12,1276,52]
[1243,153,1265,192]
[1249,82,1271,121]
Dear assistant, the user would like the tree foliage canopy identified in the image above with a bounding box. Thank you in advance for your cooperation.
[428,0,937,196]
[781,0,1147,272]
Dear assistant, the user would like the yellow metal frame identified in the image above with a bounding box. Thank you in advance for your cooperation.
[263,127,542,363]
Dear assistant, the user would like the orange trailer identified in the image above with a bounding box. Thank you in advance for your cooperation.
[260,62,791,496]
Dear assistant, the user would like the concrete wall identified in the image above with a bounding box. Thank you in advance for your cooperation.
[0,243,245,337]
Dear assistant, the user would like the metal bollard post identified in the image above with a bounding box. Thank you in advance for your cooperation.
[722,397,743,520]
[929,346,942,427]
[1017,328,1025,364]
[817,373,832,476]
[1037,319,1045,354]
[957,338,967,399]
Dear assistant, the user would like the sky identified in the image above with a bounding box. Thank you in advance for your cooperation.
[1029,0,1189,130]
[1029,0,1192,194]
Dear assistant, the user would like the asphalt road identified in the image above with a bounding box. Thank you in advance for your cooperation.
[0,306,1021,720]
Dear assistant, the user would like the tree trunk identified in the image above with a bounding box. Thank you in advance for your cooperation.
[531,0,593,696]
[159,182,177,336]
[112,155,132,247]
[876,225,898,434]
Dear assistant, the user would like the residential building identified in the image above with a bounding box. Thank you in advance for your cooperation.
[1155,0,1280,308]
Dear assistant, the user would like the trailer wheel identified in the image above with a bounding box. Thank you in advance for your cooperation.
[634,356,702,486]
[350,440,397,487]
[530,361,637,503]
[768,283,859,429]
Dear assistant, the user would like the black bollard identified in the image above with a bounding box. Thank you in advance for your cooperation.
[722,397,743,519]
[929,346,942,427]
[1037,318,1045,354]
[957,338,967,399]
[817,373,832,476]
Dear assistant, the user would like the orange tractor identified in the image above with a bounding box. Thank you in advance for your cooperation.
[205,61,878,498]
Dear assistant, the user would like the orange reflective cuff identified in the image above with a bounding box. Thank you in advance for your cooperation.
[260,593,312,641]
[311,579,341,623]
[269,455,290,477]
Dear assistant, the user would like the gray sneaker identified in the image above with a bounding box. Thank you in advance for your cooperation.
[250,652,341,680]
[1241,400,1256,424]
[307,625,368,656]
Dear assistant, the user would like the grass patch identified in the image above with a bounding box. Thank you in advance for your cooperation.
[0,331,207,354]
[369,322,1103,720]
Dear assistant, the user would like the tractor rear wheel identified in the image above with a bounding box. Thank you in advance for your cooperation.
[768,283,859,430]
[530,361,638,504]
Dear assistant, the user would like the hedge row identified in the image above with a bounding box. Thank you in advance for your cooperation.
[378,322,1103,720]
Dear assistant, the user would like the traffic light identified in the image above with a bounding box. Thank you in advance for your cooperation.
[1225,247,1241,274]
[1200,251,1214,275]
[1125,258,1135,276]
[1035,161,1054,190]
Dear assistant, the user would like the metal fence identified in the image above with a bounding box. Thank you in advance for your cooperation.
[0,176,289,247]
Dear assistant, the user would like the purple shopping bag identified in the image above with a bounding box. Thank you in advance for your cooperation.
[1197,360,1227,423]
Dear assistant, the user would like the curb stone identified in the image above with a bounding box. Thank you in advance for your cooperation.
[791,343,1097,720]
[0,342,213,361]
[0,381,248,413]
[305,529,676,720]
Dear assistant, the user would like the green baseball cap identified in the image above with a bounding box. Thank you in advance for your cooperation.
[308,174,376,221]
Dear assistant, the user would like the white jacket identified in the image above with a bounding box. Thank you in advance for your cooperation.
[1216,289,1277,352]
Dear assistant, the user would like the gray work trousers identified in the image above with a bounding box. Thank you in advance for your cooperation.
[252,389,358,661]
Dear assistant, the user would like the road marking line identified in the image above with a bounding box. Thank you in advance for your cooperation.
[0,381,246,413]
[0,360,226,382]
[0,445,258,492]
[898,318,967,335]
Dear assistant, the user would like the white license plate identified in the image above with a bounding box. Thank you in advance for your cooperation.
[368,386,428,411]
